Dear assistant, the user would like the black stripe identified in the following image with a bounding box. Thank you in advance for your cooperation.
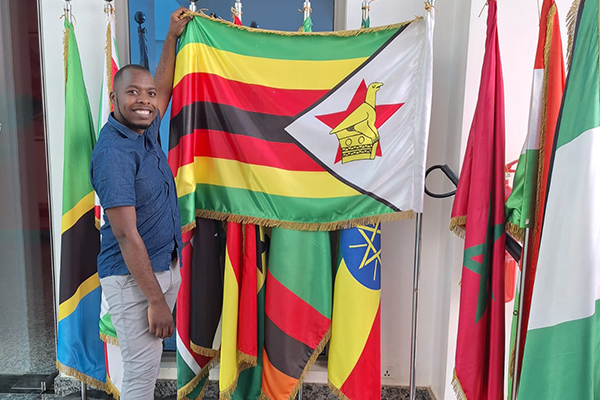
[190,218,225,349]
[263,315,313,379]
[170,103,401,212]
[59,210,100,304]
[169,102,296,149]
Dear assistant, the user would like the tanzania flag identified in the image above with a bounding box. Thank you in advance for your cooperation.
[518,0,600,397]
[169,12,434,231]
[328,223,381,399]
[177,218,224,399]
[262,229,332,400]
[56,19,105,389]
[449,1,506,399]
[505,0,565,390]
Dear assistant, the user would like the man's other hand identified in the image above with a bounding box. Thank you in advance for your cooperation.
[148,298,174,339]
[168,7,193,39]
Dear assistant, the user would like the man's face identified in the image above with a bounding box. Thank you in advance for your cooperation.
[110,69,158,134]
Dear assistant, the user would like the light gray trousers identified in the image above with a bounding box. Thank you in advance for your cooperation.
[100,259,180,400]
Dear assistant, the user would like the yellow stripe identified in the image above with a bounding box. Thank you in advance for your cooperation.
[220,250,239,391]
[62,192,95,234]
[58,273,101,322]
[174,42,367,90]
[175,157,360,199]
[328,259,380,387]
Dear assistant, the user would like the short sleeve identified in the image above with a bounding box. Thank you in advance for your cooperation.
[90,148,137,209]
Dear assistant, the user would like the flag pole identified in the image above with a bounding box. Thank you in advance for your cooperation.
[189,0,197,12]
[510,227,531,400]
[235,0,242,22]
[63,0,72,23]
[409,213,423,400]
[303,0,311,21]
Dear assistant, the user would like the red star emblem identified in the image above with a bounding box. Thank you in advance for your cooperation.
[316,80,404,163]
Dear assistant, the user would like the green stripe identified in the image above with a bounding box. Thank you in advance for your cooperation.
[178,14,405,61]
[63,20,96,215]
[556,0,600,149]
[269,228,332,317]
[506,149,538,228]
[177,353,207,398]
[302,15,312,33]
[519,300,600,399]
[178,184,395,229]
[99,312,116,338]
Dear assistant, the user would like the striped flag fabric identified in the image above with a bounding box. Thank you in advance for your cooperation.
[449,1,506,399]
[169,13,434,231]
[328,223,382,399]
[56,19,105,389]
[232,226,268,400]
[177,218,224,399]
[261,228,332,400]
[517,0,600,397]
[504,0,565,390]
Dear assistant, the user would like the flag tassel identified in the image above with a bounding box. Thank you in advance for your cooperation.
[451,369,468,400]
[449,215,467,238]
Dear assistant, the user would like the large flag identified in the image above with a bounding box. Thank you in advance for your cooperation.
[518,0,600,397]
[449,1,506,399]
[56,19,106,389]
[261,228,332,400]
[169,13,434,231]
[328,223,382,399]
[504,0,565,389]
[177,218,224,399]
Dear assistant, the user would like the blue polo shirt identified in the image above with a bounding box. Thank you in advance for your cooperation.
[90,113,182,278]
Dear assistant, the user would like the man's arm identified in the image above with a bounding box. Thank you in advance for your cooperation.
[105,206,174,339]
[155,7,192,118]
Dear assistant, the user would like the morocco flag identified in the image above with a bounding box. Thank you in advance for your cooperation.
[449,1,506,399]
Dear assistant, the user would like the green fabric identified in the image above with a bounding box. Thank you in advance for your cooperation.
[62,20,96,215]
[269,228,332,318]
[178,13,405,61]
[302,15,312,33]
[506,149,538,229]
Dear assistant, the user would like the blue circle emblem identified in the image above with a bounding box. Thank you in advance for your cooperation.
[340,224,382,290]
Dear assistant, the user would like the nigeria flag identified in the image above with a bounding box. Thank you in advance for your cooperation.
[518,0,600,397]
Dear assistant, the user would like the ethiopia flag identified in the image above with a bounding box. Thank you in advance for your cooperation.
[449,1,506,399]
[262,229,332,400]
[328,223,382,399]
[518,0,600,397]
[169,12,434,231]
[177,218,224,399]
[505,0,565,390]
[56,19,105,389]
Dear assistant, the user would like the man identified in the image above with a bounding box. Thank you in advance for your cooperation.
[90,7,191,399]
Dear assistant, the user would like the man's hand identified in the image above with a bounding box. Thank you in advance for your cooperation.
[148,298,174,339]
[167,7,193,40]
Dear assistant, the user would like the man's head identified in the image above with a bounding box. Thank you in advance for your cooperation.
[110,64,158,134]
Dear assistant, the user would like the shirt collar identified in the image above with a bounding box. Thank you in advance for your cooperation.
[108,112,161,141]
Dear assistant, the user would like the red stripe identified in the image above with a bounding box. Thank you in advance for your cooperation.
[168,129,324,175]
[265,271,331,349]
[171,72,327,118]
[238,224,258,358]
[339,305,381,399]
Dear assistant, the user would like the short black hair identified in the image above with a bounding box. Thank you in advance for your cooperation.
[113,64,152,91]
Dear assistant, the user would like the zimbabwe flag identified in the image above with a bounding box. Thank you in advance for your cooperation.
[169,13,434,231]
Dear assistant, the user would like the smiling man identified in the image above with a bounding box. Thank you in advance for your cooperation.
[89,7,191,400]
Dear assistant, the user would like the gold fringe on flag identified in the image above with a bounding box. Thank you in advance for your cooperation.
[505,222,524,243]
[63,26,70,87]
[177,355,220,400]
[218,350,258,400]
[99,332,120,346]
[105,14,113,94]
[259,328,332,400]
[181,10,419,37]
[451,369,468,400]
[192,210,412,233]
[566,0,581,70]
[327,381,352,400]
[190,341,220,358]
[56,361,111,394]
[508,341,516,380]
[449,215,467,239]
[105,376,121,400]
